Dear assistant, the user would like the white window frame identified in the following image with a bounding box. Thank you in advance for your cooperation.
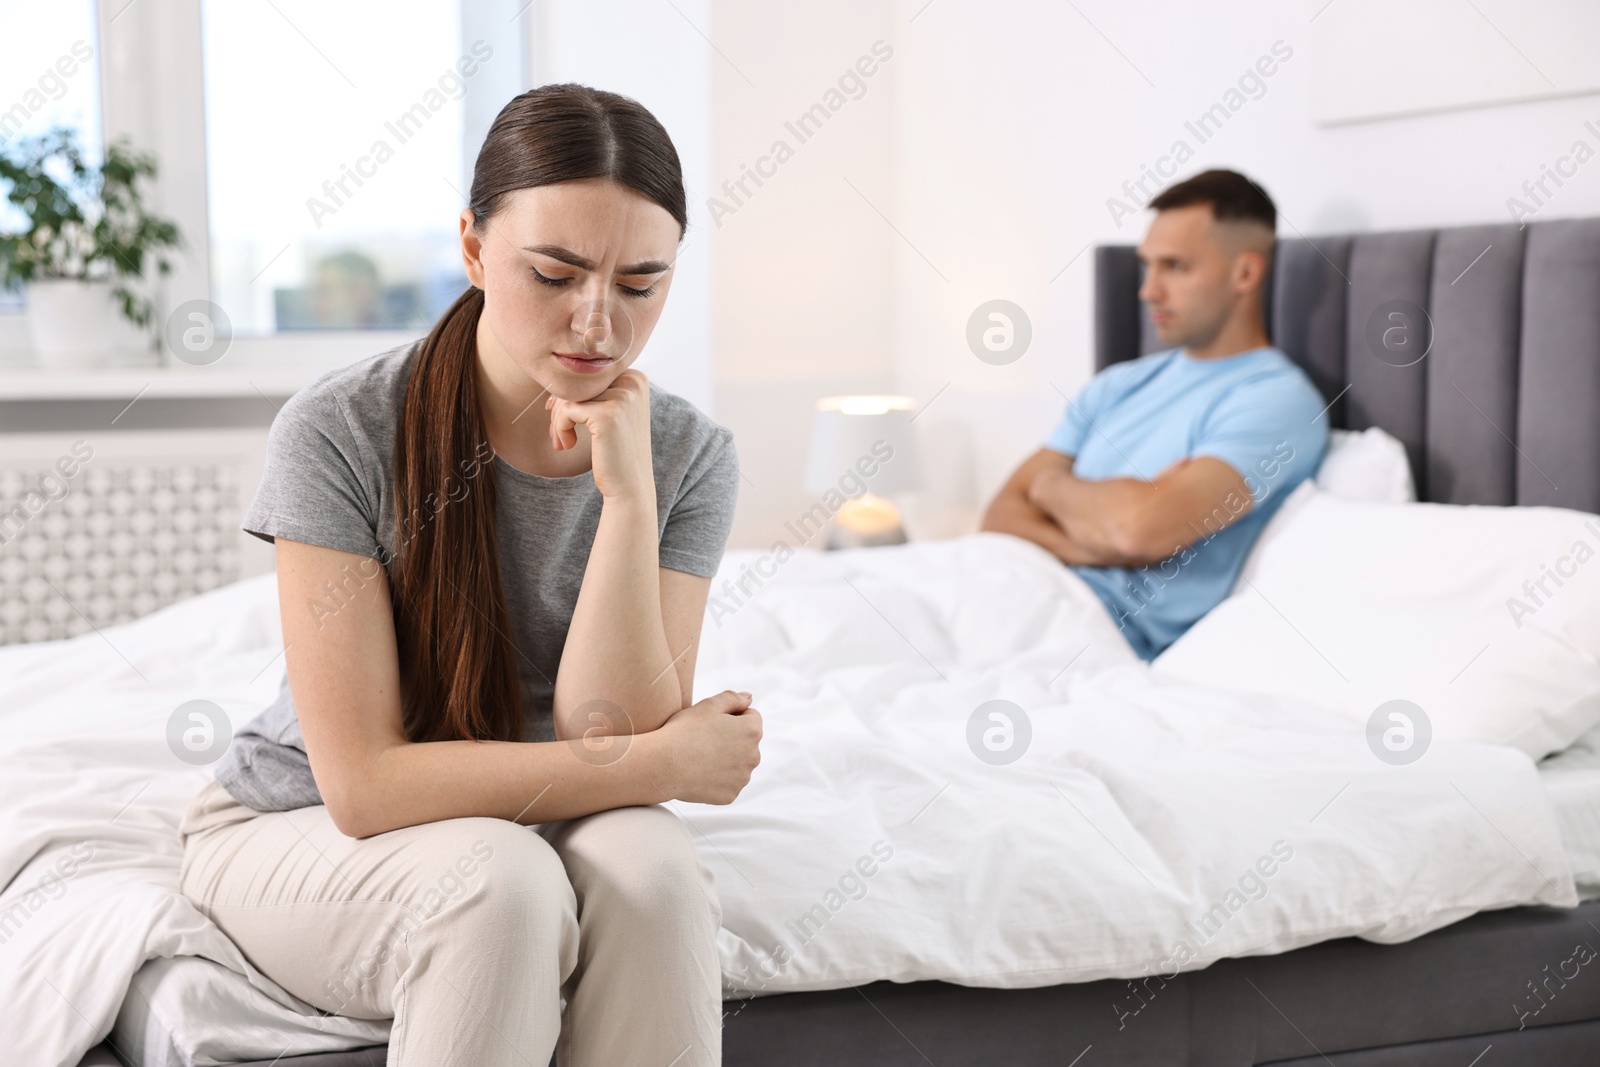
[80,0,532,367]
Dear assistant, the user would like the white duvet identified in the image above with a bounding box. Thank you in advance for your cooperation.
[0,534,1578,1066]
[0,576,389,1067]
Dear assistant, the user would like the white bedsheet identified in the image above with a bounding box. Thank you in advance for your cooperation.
[1540,721,1600,899]
[0,534,1580,1067]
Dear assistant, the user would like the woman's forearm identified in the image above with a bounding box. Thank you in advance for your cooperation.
[338,729,676,838]
[552,494,683,739]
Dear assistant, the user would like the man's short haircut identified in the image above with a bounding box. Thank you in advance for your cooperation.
[1148,169,1276,235]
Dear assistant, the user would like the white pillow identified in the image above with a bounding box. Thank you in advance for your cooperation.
[1234,476,1317,592]
[1315,427,1416,503]
[1155,488,1600,760]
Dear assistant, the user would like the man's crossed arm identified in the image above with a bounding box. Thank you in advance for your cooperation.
[978,449,1253,569]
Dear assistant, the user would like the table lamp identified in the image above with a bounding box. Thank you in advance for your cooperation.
[804,395,926,549]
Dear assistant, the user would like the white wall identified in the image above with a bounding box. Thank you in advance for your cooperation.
[708,0,899,550]
[882,0,1600,537]
[529,0,716,415]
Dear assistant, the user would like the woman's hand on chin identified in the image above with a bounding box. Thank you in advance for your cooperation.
[546,368,655,502]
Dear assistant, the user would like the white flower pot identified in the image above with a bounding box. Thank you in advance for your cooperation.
[25,278,120,367]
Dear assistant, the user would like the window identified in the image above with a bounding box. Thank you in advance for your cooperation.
[0,0,710,409]
[0,0,102,312]
[201,0,486,335]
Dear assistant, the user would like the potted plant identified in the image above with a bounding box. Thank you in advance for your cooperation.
[0,125,183,366]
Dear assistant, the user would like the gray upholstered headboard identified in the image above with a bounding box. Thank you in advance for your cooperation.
[1093,217,1600,512]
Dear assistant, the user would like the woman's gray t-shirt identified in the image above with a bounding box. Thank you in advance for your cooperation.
[213,339,739,813]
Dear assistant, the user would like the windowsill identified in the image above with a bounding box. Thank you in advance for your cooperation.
[0,361,321,399]
[0,330,422,400]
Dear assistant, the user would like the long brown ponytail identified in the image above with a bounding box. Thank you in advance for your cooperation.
[389,84,687,745]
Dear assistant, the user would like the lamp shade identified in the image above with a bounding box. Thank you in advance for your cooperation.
[803,395,925,495]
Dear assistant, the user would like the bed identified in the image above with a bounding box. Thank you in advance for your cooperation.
[19,214,1600,1066]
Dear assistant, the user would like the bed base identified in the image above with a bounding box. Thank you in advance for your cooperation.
[718,899,1600,1066]
[78,899,1600,1066]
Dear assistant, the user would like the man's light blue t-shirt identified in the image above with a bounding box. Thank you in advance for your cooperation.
[1043,346,1329,661]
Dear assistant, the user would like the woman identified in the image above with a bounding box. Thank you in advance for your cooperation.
[178,83,762,1067]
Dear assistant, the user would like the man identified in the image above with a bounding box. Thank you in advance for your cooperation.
[981,169,1328,661]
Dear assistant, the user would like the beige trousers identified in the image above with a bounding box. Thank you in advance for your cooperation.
[177,778,723,1066]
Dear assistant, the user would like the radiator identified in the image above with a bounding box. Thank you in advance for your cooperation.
[0,429,274,645]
